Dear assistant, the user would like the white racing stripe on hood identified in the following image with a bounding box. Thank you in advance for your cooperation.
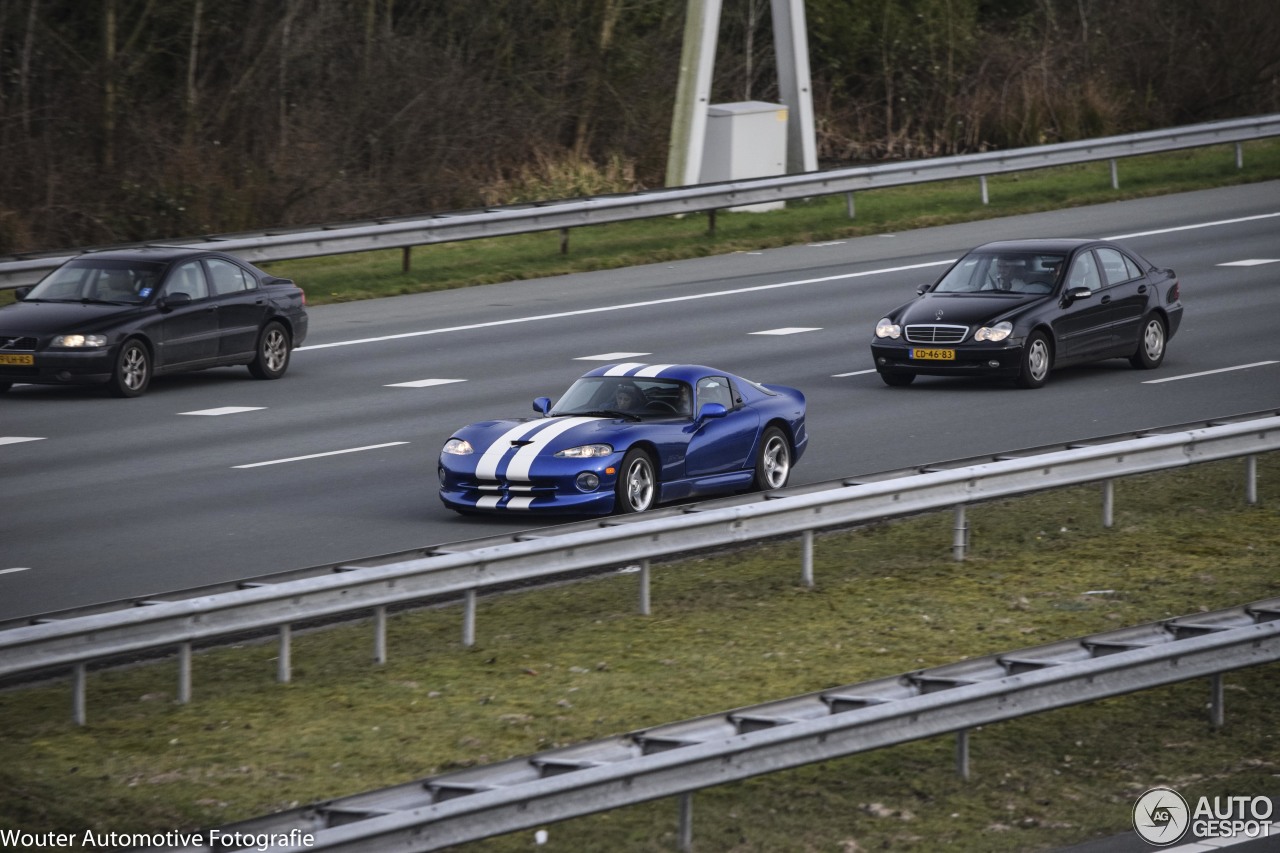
[475,419,547,479]
[634,364,675,377]
[603,363,648,376]
[504,416,602,481]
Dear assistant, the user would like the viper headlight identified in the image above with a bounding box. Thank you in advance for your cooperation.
[973,321,1013,342]
[555,444,613,459]
[874,318,901,339]
[51,334,107,348]
[442,438,474,455]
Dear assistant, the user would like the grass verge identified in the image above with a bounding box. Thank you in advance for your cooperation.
[1,455,1277,851]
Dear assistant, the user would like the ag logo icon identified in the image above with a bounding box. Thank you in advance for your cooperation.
[1133,787,1190,846]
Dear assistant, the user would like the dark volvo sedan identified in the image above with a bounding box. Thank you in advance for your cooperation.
[870,238,1183,388]
[0,247,308,397]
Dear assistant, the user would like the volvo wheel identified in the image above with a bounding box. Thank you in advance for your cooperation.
[248,321,291,380]
[107,339,151,397]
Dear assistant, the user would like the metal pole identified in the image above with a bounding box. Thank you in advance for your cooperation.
[1246,455,1258,505]
[73,663,87,726]
[559,228,569,255]
[374,605,387,665]
[770,0,818,174]
[666,0,722,188]
[979,176,989,205]
[801,529,814,587]
[401,246,412,273]
[845,191,855,219]
[1110,159,1119,189]
[278,624,292,683]
[952,504,968,561]
[1236,142,1244,169]
[463,589,477,647]
[678,792,694,852]
[1210,674,1225,728]
[178,642,192,704]
[1102,479,1114,528]
[956,729,970,780]
[639,559,651,616]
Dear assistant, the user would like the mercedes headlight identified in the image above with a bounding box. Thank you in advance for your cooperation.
[874,318,901,339]
[973,321,1013,342]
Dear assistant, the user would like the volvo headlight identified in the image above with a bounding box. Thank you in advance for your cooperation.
[52,334,107,348]
[973,321,1013,342]
[555,444,613,459]
[442,438,474,455]
[874,318,901,339]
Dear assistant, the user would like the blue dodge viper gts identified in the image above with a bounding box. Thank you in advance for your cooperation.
[438,363,808,515]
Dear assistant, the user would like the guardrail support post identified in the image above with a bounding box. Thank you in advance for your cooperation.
[678,792,694,852]
[801,529,814,587]
[707,208,717,236]
[979,176,989,205]
[401,246,412,273]
[1246,455,1258,505]
[1236,142,1244,169]
[952,504,968,561]
[559,228,570,255]
[956,729,970,780]
[845,191,855,219]
[638,559,651,616]
[374,606,387,665]
[463,590,477,647]
[73,663,87,726]
[1102,479,1115,528]
[1210,674,1225,728]
[1110,159,1119,190]
[278,624,292,683]
[178,642,192,704]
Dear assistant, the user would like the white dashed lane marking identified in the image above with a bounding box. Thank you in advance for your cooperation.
[751,327,822,336]
[1218,258,1279,266]
[233,442,410,469]
[575,352,651,361]
[1143,361,1278,384]
[0,436,45,445]
[178,407,266,416]
[0,567,33,576]
[385,378,468,388]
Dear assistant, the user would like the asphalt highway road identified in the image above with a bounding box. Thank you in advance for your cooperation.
[2,182,1277,621]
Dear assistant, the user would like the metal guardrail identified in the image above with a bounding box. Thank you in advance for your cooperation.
[157,598,1280,852]
[3,415,1277,725]
[5,408,1276,636]
[3,113,1278,289]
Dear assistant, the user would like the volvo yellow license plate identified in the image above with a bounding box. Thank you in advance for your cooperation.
[910,348,955,361]
[0,353,33,365]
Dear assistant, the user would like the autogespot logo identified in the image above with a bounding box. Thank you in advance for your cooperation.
[1133,787,1190,846]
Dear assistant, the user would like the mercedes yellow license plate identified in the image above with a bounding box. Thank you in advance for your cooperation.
[911,348,955,361]
[0,353,33,365]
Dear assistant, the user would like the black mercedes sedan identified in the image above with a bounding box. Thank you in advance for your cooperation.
[0,247,308,397]
[870,238,1183,388]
